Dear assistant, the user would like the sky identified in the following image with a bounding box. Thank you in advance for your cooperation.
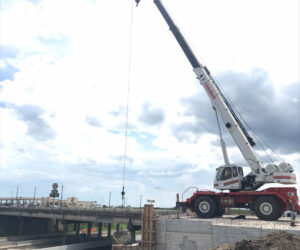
[0,0,299,207]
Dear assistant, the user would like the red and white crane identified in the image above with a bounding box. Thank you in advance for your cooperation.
[135,0,299,220]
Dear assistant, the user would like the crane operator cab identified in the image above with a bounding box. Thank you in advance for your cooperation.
[214,165,244,191]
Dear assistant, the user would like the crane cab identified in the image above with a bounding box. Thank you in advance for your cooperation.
[214,165,244,190]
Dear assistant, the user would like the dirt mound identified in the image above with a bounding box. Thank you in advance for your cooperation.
[212,231,300,250]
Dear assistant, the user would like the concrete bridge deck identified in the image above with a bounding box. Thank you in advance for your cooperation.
[0,206,144,226]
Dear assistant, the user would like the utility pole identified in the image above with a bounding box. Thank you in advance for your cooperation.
[140,194,143,211]
[60,185,64,207]
[33,186,36,205]
[109,191,111,207]
[16,186,19,199]
[16,186,19,207]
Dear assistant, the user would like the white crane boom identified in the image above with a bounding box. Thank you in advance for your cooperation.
[135,0,296,190]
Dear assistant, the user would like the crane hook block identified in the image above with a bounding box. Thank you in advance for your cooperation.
[121,187,125,197]
[135,0,140,7]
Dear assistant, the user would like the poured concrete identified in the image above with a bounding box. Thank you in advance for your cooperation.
[156,215,300,250]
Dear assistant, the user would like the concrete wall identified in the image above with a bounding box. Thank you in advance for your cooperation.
[156,217,300,250]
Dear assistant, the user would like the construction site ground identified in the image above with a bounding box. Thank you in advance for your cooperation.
[179,213,300,231]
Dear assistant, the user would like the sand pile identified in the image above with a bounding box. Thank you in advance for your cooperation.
[212,231,300,250]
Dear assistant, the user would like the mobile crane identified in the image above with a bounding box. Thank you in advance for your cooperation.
[135,0,299,220]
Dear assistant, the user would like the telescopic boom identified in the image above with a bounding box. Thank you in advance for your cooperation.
[145,0,262,175]
[135,0,296,189]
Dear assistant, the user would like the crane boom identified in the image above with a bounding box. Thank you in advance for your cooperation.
[153,0,254,144]
[153,0,200,68]
[152,0,262,174]
[135,0,296,190]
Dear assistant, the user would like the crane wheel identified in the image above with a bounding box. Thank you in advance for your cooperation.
[194,196,216,218]
[254,196,281,221]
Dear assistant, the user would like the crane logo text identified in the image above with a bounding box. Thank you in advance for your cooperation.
[204,83,216,99]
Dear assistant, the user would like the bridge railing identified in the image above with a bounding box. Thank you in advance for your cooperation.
[0,205,144,219]
[0,202,179,220]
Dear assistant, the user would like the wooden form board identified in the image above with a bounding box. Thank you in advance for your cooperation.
[142,205,155,249]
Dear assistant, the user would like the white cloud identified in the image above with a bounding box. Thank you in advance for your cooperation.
[0,0,299,207]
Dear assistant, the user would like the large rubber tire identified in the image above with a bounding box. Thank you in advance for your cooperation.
[194,196,216,218]
[254,196,282,221]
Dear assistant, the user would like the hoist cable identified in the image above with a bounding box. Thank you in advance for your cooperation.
[222,88,279,163]
[214,109,223,139]
[121,0,135,206]
[213,77,279,164]
[256,136,286,163]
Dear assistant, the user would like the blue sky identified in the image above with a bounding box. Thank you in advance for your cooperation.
[0,0,299,207]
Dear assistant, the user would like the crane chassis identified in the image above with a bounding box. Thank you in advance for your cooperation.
[177,187,299,221]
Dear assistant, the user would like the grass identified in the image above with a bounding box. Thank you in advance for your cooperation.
[226,208,254,215]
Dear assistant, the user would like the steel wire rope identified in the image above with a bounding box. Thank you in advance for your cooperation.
[174,3,284,164]
[211,75,280,164]
[121,0,135,207]
[187,32,277,164]
[216,78,284,163]
[165,2,286,167]
[163,4,277,164]
[168,15,277,164]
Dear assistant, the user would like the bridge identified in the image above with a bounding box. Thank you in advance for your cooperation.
[0,199,176,248]
[0,206,142,226]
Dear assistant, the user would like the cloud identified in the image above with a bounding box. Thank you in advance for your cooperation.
[85,115,102,127]
[0,63,19,81]
[138,102,165,126]
[170,91,218,143]
[175,68,300,154]
[0,45,20,81]
[0,0,298,207]
[38,35,73,56]
[110,154,134,163]
[110,106,126,117]
[26,0,41,5]
[10,104,56,141]
[215,69,300,154]
[0,45,19,59]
